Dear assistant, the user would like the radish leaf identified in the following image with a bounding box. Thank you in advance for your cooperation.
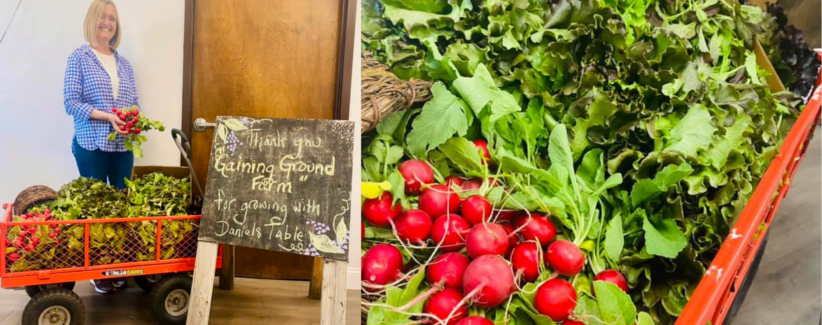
[407,83,471,157]
[643,214,687,258]
[604,213,624,262]
[594,281,637,325]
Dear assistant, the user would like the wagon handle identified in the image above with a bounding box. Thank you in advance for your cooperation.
[171,129,204,197]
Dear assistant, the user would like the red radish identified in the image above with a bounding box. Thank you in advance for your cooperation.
[31,236,40,246]
[7,253,19,262]
[462,178,483,191]
[13,238,24,249]
[455,316,494,325]
[496,210,516,222]
[18,230,26,237]
[395,210,432,245]
[112,108,118,113]
[563,320,584,325]
[465,223,509,259]
[24,244,35,252]
[135,128,142,134]
[427,253,470,289]
[431,215,470,252]
[545,240,585,276]
[25,213,32,219]
[420,185,461,219]
[444,176,464,188]
[460,195,492,225]
[362,244,403,291]
[472,140,491,163]
[534,278,577,321]
[120,125,127,132]
[423,288,467,325]
[513,213,557,247]
[462,255,516,308]
[127,121,134,128]
[510,242,541,283]
[362,193,401,227]
[27,228,37,236]
[593,269,628,293]
[499,222,519,248]
[48,232,57,239]
[399,160,435,195]
[56,239,61,245]
[361,223,365,239]
[44,208,50,214]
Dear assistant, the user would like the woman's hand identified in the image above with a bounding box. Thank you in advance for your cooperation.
[108,113,129,135]
[90,109,128,135]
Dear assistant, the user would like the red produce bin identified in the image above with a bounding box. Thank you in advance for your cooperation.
[0,204,222,324]
[676,51,822,325]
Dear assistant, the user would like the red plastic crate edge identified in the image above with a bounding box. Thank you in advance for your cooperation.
[676,52,822,325]
[0,204,223,288]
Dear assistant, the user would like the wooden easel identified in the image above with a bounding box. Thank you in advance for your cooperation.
[187,242,348,324]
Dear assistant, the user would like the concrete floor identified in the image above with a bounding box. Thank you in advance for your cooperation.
[733,130,821,324]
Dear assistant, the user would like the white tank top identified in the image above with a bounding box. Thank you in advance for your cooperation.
[91,47,120,102]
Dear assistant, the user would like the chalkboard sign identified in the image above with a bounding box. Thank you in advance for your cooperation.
[199,116,354,261]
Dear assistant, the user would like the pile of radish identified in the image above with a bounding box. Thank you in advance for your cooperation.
[362,135,640,324]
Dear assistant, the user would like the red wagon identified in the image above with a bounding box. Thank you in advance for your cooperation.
[0,206,222,325]
[0,130,223,325]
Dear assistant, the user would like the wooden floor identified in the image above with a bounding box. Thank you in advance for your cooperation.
[0,277,360,325]
[733,129,821,324]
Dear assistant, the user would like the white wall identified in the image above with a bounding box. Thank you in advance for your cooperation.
[347,1,363,291]
[0,0,185,201]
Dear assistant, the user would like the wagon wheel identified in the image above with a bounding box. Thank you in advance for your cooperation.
[25,282,76,298]
[21,288,84,325]
[150,274,192,325]
[13,185,58,216]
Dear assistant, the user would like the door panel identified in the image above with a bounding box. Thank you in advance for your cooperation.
[190,0,342,280]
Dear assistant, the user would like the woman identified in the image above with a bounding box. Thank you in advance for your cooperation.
[63,0,136,294]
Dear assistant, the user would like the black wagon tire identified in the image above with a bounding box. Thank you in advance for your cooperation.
[21,288,84,325]
[134,274,164,293]
[25,282,76,299]
[150,274,192,325]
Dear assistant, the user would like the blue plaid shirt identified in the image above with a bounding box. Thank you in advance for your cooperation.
[64,44,140,153]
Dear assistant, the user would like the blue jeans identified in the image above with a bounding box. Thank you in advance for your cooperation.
[72,138,134,189]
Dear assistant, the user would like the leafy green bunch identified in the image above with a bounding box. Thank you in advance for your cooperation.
[362,0,809,323]
[8,173,197,270]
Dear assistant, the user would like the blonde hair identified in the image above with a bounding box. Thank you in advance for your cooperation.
[83,0,121,49]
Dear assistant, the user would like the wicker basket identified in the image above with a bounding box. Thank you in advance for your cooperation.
[361,51,433,134]
[13,185,58,216]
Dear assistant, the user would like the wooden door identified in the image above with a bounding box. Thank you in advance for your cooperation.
[186,0,343,281]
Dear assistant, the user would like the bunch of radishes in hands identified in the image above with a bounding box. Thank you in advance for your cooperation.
[362,150,629,324]
[7,209,61,263]
[107,105,166,158]
[113,107,144,135]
